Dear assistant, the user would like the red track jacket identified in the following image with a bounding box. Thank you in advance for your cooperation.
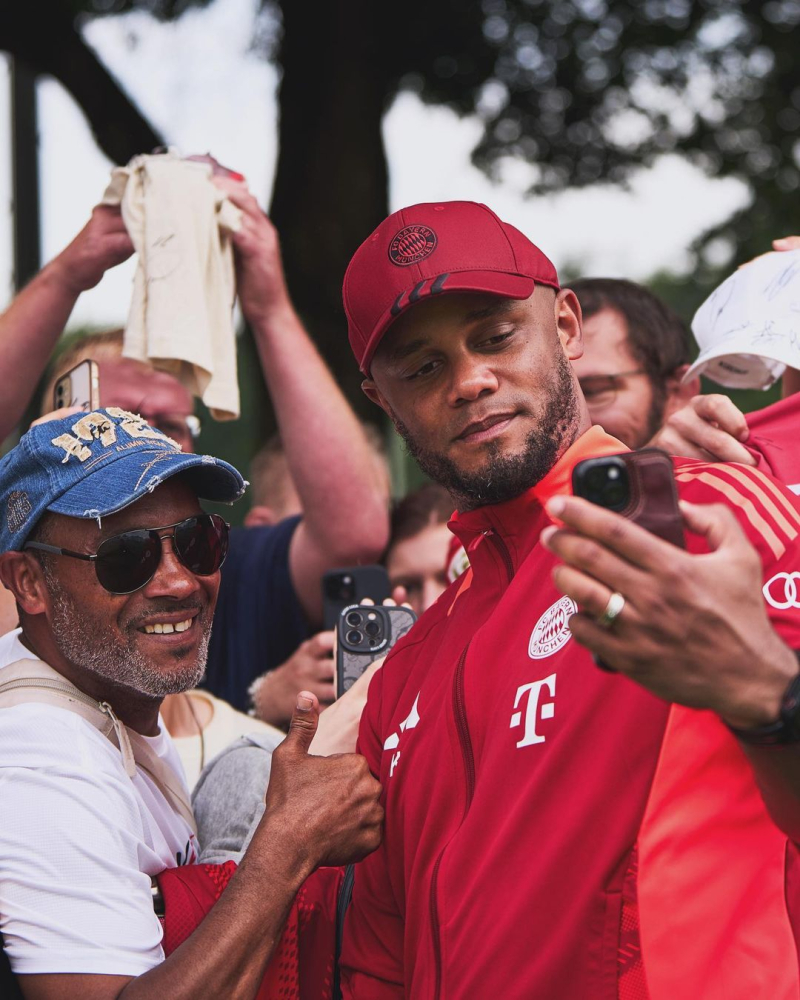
[746,392,800,492]
[340,427,800,999]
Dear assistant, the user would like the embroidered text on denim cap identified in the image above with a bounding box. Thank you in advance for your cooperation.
[6,491,32,533]
[50,407,181,464]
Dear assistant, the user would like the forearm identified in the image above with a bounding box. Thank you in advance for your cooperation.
[728,643,800,842]
[0,259,81,438]
[120,813,313,1000]
[250,303,389,559]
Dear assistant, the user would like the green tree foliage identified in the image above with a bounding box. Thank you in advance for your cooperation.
[4,1,797,486]
[69,1,800,294]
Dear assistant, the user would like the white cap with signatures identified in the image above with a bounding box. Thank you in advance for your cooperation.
[685,249,800,389]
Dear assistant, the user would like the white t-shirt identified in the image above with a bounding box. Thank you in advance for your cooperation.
[0,629,197,976]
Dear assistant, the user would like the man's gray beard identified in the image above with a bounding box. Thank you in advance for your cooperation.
[393,352,581,511]
[44,569,210,698]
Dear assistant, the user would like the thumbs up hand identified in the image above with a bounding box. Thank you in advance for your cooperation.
[264,691,384,870]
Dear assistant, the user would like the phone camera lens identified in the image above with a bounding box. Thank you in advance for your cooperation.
[364,620,380,637]
[600,464,629,510]
[604,483,627,508]
[346,629,362,645]
[346,611,363,627]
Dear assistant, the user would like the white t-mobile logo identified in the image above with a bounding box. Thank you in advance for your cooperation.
[510,674,556,748]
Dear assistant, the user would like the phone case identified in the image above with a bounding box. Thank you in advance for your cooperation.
[53,360,100,412]
[335,604,417,696]
[573,448,686,549]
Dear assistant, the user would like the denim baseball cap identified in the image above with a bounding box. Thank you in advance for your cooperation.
[0,407,246,553]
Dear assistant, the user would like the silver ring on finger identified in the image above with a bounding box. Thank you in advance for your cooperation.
[596,591,626,630]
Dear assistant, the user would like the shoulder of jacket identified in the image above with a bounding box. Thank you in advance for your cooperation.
[675,460,800,560]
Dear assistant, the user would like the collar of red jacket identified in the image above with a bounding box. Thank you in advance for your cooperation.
[448,425,627,569]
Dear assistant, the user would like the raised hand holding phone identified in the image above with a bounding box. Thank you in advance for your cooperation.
[335,601,417,697]
[571,448,686,549]
[250,631,335,729]
[549,447,685,671]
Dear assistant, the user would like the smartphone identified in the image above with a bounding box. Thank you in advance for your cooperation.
[335,603,417,697]
[53,359,100,412]
[571,448,686,549]
[322,565,391,631]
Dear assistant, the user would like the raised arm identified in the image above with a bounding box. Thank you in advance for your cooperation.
[212,177,390,624]
[0,205,133,440]
[540,494,800,841]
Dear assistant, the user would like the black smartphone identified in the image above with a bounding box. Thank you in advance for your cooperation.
[571,448,686,549]
[335,603,417,697]
[322,565,391,631]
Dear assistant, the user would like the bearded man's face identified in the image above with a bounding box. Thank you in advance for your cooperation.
[363,288,585,510]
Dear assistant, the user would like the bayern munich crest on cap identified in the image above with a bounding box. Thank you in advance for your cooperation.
[389,225,438,266]
[344,200,560,374]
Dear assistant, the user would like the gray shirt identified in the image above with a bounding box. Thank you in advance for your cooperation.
[191,729,284,864]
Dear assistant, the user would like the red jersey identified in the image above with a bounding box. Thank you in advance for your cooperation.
[745,393,800,493]
[340,427,800,999]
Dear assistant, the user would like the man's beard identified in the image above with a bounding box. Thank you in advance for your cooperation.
[43,568,211,698]
[392,352,581,510]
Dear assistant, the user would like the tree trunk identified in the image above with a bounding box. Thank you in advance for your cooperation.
[0,5,162,166]
[269,0,395,420]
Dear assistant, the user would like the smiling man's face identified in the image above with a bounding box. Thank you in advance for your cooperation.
[363,287,588,510]
[35,478,219,698]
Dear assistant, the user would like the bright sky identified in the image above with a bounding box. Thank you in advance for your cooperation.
[0,0,751,327]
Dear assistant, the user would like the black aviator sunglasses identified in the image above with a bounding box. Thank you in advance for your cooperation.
[25,513,230,596]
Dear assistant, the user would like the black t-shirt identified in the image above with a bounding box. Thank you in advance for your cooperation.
[202,517,310,712]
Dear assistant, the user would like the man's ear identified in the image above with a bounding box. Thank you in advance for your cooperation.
[0,552,50,616]
[244,505,278,528]
[663,365,701,419]
[555,289,583,361]
[361,378,391,415]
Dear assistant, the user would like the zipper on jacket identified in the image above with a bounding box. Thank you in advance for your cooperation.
[453,644,475,815]
[429,640,476,998]
[484,528,514,583]
[429,852,444,999]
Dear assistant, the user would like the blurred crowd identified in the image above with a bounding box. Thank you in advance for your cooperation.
[1,151,800,999]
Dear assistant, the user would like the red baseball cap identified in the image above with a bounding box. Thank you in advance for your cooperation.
[343,201,560,374]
